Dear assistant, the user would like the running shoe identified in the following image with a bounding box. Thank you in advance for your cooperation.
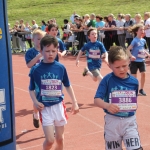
[139,89,147,96]
[33,114,40,128]
[82,67,89,76]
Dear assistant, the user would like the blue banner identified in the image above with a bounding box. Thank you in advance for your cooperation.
[0,0,16,149]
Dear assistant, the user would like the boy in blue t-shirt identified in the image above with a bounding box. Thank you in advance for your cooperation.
[29,35,79,150]
[25,29,46,128]
[47,24,66,61]
[76,28,108,83]
[127,24,150,96]
[94,46,143,150]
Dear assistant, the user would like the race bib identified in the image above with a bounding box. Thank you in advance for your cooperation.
[41,79,62,97]
[89,49,100,59]
[137,49,146,58]
[111,90,137,112]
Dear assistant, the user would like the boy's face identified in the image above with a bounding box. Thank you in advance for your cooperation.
[88,30,97,42]
[32,34,44,49]
[109,59,129,79]
[41,44,58,63]
[48,27,58,37]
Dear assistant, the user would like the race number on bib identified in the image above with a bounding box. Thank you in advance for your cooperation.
[41,79,62,97]
[137,49,146,58]
[89,49,100,59]
[111,90,137,112]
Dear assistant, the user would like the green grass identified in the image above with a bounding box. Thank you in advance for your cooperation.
[7,0,149,28]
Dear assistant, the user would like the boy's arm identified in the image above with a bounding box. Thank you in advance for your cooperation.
[101,52,108,65]
[65,85,79,114]
[126,45,136,61]
[94,98,119,114]
[29,90,44,111]
[27,53,42,68]
[76,50,84,67]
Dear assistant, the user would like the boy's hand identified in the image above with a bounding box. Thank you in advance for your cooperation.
[58,52,62,57]
[76,60,79,67]
[130,55,136,61]
[34,102,44,111]
[106,104,120,114]
[71,102,79,114]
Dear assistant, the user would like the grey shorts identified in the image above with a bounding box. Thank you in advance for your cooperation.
[90,69,100,77]
[104,114,142,150]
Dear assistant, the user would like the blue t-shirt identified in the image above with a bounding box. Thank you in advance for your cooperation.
[56,38,65,61]
[29,61,70,107]
[25,47,40,64]
[81,41,106,71]
[96,21,105,28]
[41,25,46,31]
[94,72,139,117]
[131,37,146,62]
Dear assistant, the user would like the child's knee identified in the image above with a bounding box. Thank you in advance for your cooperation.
[45,139,55,147]
[55,136,64,144]
[93,77,97,82]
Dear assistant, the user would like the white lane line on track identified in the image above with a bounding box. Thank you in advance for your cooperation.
[16,144,42,150]
[138,102,150,108]
[77,113,103,129]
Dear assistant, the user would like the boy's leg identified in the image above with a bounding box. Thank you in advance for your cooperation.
[54,126,65,150]
[123,115,142,150]
[43,125,55,150]
[83,68,103,82]
[104,114,122,150]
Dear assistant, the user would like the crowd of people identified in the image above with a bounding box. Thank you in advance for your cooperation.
[10,11,150,150]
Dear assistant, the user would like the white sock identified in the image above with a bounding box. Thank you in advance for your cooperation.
[33,112,39,120]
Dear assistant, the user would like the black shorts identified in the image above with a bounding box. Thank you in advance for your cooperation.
[130,61,146,74]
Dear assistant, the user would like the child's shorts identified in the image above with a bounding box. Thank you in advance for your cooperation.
[90,69,101,77]
[40,101,67,127]
[104,114,142,150]
[130,61,146,74]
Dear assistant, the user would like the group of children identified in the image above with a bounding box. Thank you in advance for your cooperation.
[24,22,148,149]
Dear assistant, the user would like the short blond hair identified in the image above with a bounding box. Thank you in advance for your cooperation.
[84,14,90,19]
[135,13,142,20]
[108,46,129,64]
[32,29,46,39]
[144,12,150,18]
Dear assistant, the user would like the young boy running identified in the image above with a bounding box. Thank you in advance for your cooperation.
[94,46,143,150]
[29,35,79,150]
[47,24,66,61]
[76,28,108,82]
[25,29,46,128]
[127,24,150,96]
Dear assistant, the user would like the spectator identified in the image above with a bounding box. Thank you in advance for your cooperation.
[124,14,134,46]
[144,12,150,53]
[107,13,119,48]
[16,19,26,52]
[135,13,144,24]
[87,13,96,28]
[83,14,90,42]
[96,15,105,41]
[31,20,38,31]
[41,20,46,31]
[24,22,32,48]
[62,19,70,40]
[116,14,126,48]
[70,11,78,24]
[103,16,110,51]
